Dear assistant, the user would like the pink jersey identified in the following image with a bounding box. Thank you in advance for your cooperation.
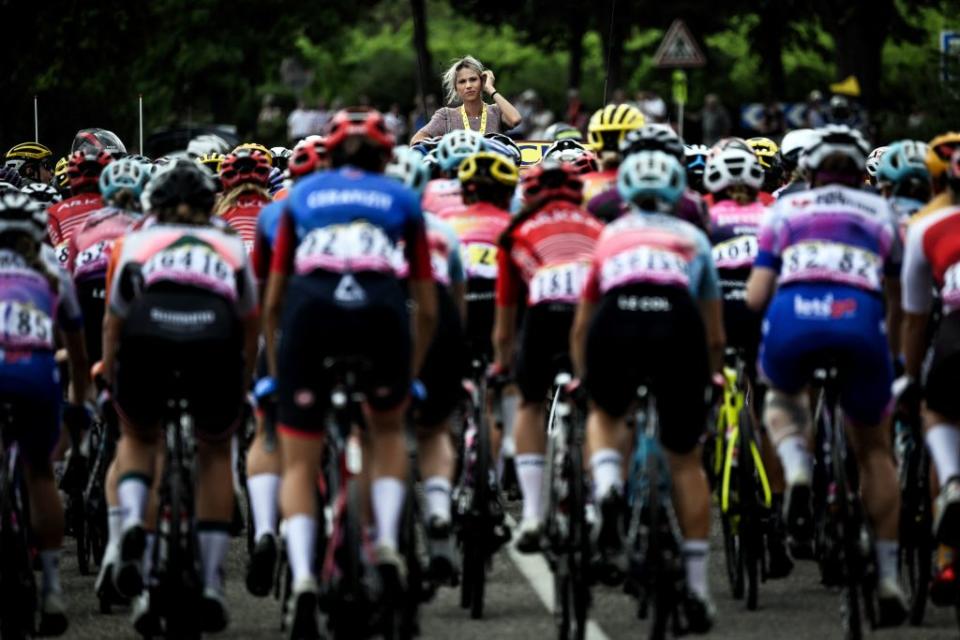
[66,207,139,282]
[422,178,465,218]
[707,199,767,271]
[219,192,269,254]
[443,202,511,281]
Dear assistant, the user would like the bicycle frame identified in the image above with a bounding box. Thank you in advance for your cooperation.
[717,361,772,515]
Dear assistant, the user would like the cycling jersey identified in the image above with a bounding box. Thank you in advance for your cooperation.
[67,207,139,282]
[218,191,271,254]
[423,178,466,218]
[393,212,464,287]
[581,169,617,209]
[444,202,511,282]
[582,211,719,304]
[251,199,285,289]
[902,205,960,316]
[889,196,925,241]
[583,170,710,231]
[497,200,603,308]
[270,167,431,282]
[47,193,105,263]
[755,185,899,294]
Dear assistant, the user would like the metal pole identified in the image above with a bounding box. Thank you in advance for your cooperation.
[34,95,39,141]
[678,100,684,141]
[139,94,144,155]
[602,0,618,104]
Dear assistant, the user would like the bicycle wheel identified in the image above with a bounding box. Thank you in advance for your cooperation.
[567,436,589,640]
[469,385,493,620]
[738,404,760,611]
[721,501,744,600]
[831,411,863,640]
[331,478,364,640]
[900,436,932,626]
[0,491,36,638]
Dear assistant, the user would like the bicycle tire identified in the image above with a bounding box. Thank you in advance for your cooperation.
[900,430,932,626]
[830,404,863,640]
[74,486,90,575]
[0,485,36,638]
[554,560,572,640]
[331,477,364,640]
[470,379,493,620]
[738,402,760,611]
[647,451,669,640]
[721,504,744,600]
[568,437,589,640]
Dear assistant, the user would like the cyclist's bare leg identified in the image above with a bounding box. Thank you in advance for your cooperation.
[24,459,65,594]
[418,419,454,523]
[196,436,235,596]
[586,407,626,499]
[115,420,161,529]
[280,432,324,584]
[514,402,546,524]
[667,447,712,601]
[366,405,408,552]
[246,414,281,543]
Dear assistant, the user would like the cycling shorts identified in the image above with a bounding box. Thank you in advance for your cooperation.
[925,311,960,421]
[0,353,62,465]
[276,272,410,437]
[585,284,710,454]
[464,277,495,362]
[718,268,762,365]
[516,303,575,404]
[416,283,465,427]
[114,289,245,441]
[75,276,107,363]
[759,283,892,426]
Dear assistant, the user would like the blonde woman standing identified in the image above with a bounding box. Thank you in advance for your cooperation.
[411,56,522,143]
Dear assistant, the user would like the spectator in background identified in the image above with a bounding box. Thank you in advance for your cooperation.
[757,100,786,138]
[527,93,555,139]
[287,99,316,145]
[565,88,589,134]
[637,90,668,124]
[802,90,827,128]
[385,103,408,140]
[410,94,438,135]
[257,94,285,143]
[699,93,731,146]
[507,89,538,138]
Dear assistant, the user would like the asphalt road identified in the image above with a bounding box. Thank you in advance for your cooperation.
[58,505,960,639]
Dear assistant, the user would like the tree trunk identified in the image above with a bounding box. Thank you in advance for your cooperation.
[567,11,585,90]
[410,0,434,112]
[817,0,894,109]
[756,0,786,99]
[599,0,627,102]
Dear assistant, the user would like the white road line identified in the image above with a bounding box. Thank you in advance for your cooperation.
[504,515,611,640]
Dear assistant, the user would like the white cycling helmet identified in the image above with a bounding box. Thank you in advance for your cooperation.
[186,134,231,158]
[385,146,431,196]
[780,128,818,171]
[544,139,588,164]
[801,125,871,174]
[703,148,765,193]
[617,150,686,212]
[865,146,888,179]
[436,129,485,173]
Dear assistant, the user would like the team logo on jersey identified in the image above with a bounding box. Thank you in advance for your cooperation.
[793,293,857,319]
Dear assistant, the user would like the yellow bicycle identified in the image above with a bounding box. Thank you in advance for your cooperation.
[711,349,772,611]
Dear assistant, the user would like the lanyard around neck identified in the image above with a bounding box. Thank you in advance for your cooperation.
[460,103,487,134]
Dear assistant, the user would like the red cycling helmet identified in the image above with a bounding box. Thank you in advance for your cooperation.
[570,152,599,175]
[521,160,583,206]
[67,149,113,190]
[325,107,395,155]
[288,135,328,179]
[219,148,272,191]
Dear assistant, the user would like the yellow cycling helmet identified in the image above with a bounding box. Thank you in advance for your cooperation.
[54,156,70,190]
[746,137,779,169]
[232,142,273,165]
[5,141,53,162]
[458,151,519,188]
[926,132,960,179]
[587,104,645,153]
[198,152,225,174]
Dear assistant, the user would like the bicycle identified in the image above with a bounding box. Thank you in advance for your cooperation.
[83,416,115,608]
[811,365,878,640]
[625,384,689,640]
[454,358,508,620]
[0,402,38,640]
[712,349,772,611]
[542,372,590,640]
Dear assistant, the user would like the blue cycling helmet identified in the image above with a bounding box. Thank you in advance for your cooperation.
[99,157,151,204]
[618,150,686,211]
[877,140,929,187]
[436,129,485,173]
[385,146,431,196]
[483,133,522,166]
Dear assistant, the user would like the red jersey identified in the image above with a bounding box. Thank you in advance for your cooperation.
[496,200,603,307]
[444,202,511,281]
[703,192,775,208]
[47,193,105,263]
[219,192,270,254]
[66,207,139,282]
[422,178,466,218]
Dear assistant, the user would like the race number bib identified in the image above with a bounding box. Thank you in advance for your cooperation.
[73,240,111,277]
[392,245,451,286]
[295,221,395,275]
[529,261,589,305]
[462,242,498,280]
[600,246,689,293]
[56,242,70,265]
[142,244,236,300]
[711,235,757,269]
[781,241,881,290]
[0,301,54,349]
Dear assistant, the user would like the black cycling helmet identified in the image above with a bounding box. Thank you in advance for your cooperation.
[143,159,217,213]
[0,191,48,244]
[483,133,522,165]
[620,125,685,163]
[71,128,127,157]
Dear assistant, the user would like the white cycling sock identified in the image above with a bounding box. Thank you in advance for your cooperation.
[423,476,452,523]
[107,506,127,553]
[590,449,623,502]
[372,477,406,550]
[776,436,812,485]
[875,539,899,582]
[40,549,62,595]
[142,533,157,586]
[516,454,545,522]
[198,524,230,594]
[247,473,281,542]
[925,425,960,487]
[117,474,150,530]
[286,514,317,585]
[683,539,710,599]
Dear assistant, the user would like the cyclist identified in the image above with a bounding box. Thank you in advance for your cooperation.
[262,107,437,639]
[102,159,258,633]
[492,160,603,552]
[571,150,723,631]
[774,128,817,198]
[243,134,328,598]
[21,181,63,205]
[745,125,908,625]
[581,103,645,220]
[0,192,90,636]
[71,128,127,157]
[917,132,960,219]
[543,122,584,142]
[866,146,888,187]
[0,166,25,193]
[4,141,55,184]
[746,136,783,202]
[898,149,960,608]
[214,148,272,254]
[47,150,113,264]
[543,138,598,175]
[877,140,931,235]
[684,144,710,195]
[386,145,467,580]
[424,129,486,217]
[53,156,70,196]
[704,147,793,577]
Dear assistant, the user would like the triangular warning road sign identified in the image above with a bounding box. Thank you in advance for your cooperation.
[653,19,707,69]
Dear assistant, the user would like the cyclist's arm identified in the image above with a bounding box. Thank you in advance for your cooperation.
[265,212,297,378]
[901,312,928,379]
[405,212,438,377]
[570,299,595,379]
[700,298,725,374]
[62,326,90,405]
[746,266,776,312]
[900,221,934,379]
[493,242,521,371]
[885,276,903,359]
[101,312,122,386]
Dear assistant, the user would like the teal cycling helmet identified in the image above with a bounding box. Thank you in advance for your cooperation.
[618,150,686,212]
[436,129,485,173]
[877,140,929,187]
[385,145,431,196]
[100,157,151,204]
